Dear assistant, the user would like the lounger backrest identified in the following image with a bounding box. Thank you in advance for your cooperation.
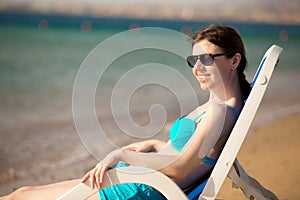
[196,45,283,200]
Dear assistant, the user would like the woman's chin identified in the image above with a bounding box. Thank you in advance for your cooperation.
[200,83,209,91]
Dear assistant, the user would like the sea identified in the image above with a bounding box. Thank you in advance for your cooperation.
[0,12,299,90]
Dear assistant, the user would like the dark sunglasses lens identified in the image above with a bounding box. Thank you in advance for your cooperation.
[200,54,213,66]
[187,54,214,68]
[186,56,197,68]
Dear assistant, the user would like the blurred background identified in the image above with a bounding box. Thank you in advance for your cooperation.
[0,0,299,198]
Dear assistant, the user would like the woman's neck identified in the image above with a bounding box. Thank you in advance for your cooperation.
[208,80,243,107]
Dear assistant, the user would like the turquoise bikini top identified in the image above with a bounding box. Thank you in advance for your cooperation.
[169,104,238,152]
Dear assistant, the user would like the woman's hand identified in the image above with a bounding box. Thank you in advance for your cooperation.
[81,162,109,190]
[81,149,122,189]
[122,140,165,152]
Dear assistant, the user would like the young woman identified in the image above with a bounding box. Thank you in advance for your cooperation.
[1,25,251,200]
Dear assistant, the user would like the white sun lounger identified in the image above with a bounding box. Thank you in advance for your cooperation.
[57,45,283,200]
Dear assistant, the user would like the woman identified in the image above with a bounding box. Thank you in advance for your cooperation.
[1,25,251,200]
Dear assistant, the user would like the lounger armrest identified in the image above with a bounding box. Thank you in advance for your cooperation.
[57,166,188,200]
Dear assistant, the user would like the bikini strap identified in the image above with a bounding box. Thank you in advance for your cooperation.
[225,103,239,120]
[193,111,206,122]
[192,104,238,122]
[202,156,217,165]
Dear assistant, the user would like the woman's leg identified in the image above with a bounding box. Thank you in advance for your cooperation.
[0,179,99,200]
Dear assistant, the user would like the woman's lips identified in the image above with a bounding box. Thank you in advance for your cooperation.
[198,74,210,83]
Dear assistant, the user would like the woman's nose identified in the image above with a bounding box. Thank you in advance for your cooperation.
[194,60,206,72]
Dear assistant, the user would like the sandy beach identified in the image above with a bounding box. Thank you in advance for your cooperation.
[218,112,300,200]
[0,70,300,199]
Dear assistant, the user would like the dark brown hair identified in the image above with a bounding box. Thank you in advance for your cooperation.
[192,25,251,99]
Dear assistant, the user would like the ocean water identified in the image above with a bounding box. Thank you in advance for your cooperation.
[0,13,299,90]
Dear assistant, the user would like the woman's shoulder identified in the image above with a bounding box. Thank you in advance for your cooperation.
[206,101,227,114]
[202,101,238,124]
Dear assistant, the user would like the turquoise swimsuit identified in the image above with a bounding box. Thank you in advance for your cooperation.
[170,104,238,165]
[170,112,206,152]
[99,104,238,199]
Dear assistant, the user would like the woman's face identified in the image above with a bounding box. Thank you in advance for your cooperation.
[191,40,234,92]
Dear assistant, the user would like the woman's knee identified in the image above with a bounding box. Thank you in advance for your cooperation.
[8,186,34,200]
[18,185,33,192]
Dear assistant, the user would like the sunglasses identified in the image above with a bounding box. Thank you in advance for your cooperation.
[186,53,230,68]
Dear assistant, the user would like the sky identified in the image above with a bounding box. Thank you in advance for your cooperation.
[0,0,299,24]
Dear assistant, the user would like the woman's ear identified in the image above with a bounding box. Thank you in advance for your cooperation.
[231,53,241,70]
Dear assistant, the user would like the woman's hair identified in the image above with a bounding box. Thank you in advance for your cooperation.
[192,25,251,100]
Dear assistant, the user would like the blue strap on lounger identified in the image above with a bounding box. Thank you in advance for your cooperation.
[251,57,266,88]
[187,178,209,200]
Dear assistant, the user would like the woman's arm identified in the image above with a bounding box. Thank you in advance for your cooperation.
[81,149,178,189]
[81,140,170,189]
[83,103,234,189]
[122,139,167,152]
